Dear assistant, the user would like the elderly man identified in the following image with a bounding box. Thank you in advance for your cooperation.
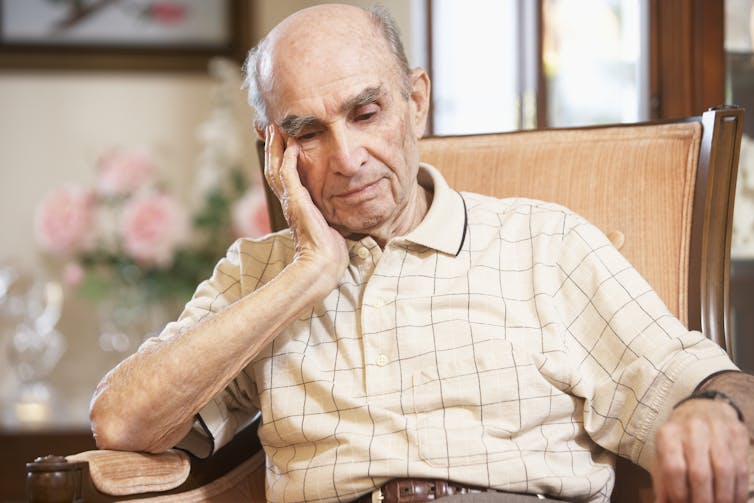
[90,4,753,502]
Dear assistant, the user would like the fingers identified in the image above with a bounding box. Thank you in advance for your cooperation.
[730,421,750,503]
[278,139,303,199]
[653,400,751,503]
[709,421,749,503]
[264,125,304,200]
[264,125,283,198]
[654,422,690,502]
[707,410,749,503]
[685,420,714,503]
[710,421,741,503]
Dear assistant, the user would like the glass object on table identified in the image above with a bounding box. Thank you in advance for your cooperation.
[1,269,66,429]
[0,261,18,302]
[97,283,169,355]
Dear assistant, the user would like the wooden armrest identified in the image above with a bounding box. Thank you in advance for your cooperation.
[65,449,191,496]
[26,418,265,502]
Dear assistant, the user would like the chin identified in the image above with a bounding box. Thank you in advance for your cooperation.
[336,212,390,235]
[332,202,394,233]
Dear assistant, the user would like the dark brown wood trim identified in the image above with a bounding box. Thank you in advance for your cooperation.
[648,0,660,119]
[692,0,725,114]
[688,106,744,353]
[649,0,725,119]
[536,0,547,128]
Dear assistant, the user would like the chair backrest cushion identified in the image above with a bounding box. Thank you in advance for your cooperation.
[419,122,703,326]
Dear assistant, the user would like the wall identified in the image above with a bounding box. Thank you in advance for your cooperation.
[0,1,418,429]
[0,71,222,426]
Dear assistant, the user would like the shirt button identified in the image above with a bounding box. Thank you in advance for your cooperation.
[376,354,389,367]
[357,247,370,259]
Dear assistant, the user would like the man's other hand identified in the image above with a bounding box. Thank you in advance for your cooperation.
[652,397,750,502]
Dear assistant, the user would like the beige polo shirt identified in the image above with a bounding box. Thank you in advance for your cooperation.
[156,164,737,502]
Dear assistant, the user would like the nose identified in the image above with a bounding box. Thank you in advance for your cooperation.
[328,123,367,176]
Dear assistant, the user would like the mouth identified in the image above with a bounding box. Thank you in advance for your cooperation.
[333,179,384,201]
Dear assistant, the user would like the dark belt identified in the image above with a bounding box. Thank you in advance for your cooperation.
[352,478,548,503]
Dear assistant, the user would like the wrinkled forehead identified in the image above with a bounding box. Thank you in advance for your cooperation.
[259,16,399,119]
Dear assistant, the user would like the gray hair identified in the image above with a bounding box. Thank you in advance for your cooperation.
[242,5,412,127]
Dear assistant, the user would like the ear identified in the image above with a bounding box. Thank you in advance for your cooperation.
[408,67,431,139]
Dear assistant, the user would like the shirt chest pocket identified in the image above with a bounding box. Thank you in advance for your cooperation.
[411,339,536,467]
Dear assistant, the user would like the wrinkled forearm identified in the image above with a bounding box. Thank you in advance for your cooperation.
[89,260,332,453]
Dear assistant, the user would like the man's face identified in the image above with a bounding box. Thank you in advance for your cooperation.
[263,26,428,238]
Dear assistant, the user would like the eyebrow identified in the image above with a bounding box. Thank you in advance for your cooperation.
[278,85,385,137]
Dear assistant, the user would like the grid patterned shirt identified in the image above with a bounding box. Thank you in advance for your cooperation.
[157,164,737,503]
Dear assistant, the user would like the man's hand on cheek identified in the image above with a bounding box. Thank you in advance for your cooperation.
[652,398,750,502]
[264,125,349,294]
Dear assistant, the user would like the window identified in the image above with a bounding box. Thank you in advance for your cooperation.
[543,0,648,127]
[428,0,648,134]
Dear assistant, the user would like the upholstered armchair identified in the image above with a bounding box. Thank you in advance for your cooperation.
[26,106,746,503]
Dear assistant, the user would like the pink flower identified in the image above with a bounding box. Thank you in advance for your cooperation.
[62,261,85,288]
[120,192,189,267]
[34,185,94,255]
[97,148,155,196]
[232,187,271,238]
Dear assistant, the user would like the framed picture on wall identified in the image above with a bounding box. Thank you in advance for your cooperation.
[0,0,252,71]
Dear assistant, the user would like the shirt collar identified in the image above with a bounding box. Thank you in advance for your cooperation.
[402,163,467,256]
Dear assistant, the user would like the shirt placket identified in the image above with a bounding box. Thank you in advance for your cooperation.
[356,242,402,398]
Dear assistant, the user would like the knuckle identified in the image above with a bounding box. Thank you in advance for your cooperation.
[265,168,274,185]
[718,492,734,503]
[656,424,670,438]
[660,456,686,478]
[687,417,708,436]
[664,481,686,502]
[656,424,678,443]
[714,454,734,474]
[740,453,752,470]
[263,163,277,182]
[687,462,711,485]
[733,421,748,438]
[736,459,749,478]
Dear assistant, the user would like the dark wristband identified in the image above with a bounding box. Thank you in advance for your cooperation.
[674,389,745,423]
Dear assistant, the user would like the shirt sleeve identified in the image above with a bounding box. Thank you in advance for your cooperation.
[139,238,262,458]
[552,212,738,470]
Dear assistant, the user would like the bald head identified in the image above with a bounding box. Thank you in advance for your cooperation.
[242,4,411,127]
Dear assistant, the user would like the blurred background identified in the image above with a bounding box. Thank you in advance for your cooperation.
[0,1,417,433]
[0,0,753,500]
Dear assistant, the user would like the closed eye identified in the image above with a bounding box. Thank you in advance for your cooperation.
[297,131,319,140]
[352,104,379,123]
[355,111,377,122]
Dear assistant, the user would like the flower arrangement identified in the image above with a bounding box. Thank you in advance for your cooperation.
[35,146,269,305]
[34,58,270,308]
